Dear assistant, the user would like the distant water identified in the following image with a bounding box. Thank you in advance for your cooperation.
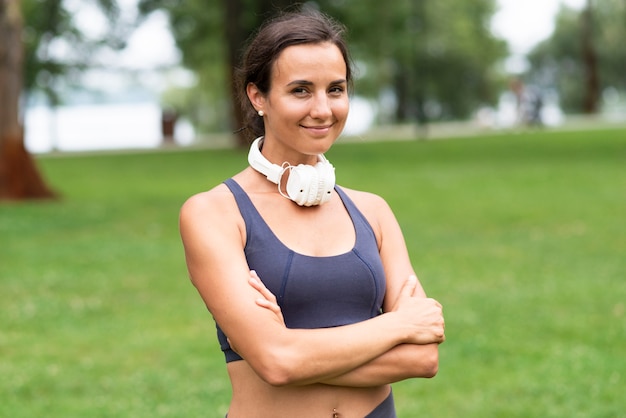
[25,102,195,153]
[27,94,617,154]
[25,99,376,153]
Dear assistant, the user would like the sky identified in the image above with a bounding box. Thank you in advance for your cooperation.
[491,0,586,71]
[492,0,585,55]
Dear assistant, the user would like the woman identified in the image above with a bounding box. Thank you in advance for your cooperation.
[179,9,445,418]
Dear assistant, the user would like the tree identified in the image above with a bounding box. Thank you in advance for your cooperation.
[140,0,506,143]
[1,0,126,200]
[221,0,297,145]
[139,0,298,146]
[21,0,128,107]
[581,0,599,113]
[321,0,506,123]
[527,0,626,113]
[0,0,55,200]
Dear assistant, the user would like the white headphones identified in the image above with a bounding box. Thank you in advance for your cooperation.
[247,137,335,206]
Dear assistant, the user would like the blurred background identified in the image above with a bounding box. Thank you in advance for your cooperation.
[3,0,625,157]
[1,2,624,416]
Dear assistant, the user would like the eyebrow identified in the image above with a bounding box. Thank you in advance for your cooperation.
[286,79,347,87]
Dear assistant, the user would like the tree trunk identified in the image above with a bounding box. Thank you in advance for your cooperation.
[222,0,248,148]
[221,0,308,148]
[581,0,600,114]
[394,67,411,122]
[0,0,56,200]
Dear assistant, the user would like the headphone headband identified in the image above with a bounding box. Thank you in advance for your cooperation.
[247,137,282,184]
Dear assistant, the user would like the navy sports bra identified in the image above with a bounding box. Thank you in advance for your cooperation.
[218,178,386,362]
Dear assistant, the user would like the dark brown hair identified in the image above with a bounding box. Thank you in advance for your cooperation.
[236,8,354,139]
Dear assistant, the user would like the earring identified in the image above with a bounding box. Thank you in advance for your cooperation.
[258,110,264,117]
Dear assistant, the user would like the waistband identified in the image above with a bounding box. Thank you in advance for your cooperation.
[364,389,396,418]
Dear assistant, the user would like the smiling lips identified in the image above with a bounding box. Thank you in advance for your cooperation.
[302,124,333,133]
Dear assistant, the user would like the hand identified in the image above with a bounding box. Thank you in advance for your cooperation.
[249,270,285,326]
[392,275,445,345]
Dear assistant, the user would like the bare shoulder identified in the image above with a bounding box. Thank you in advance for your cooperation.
[339,186,393,217]
[338,186,396,239]
[180,183,235,220]
[179,182,243,242]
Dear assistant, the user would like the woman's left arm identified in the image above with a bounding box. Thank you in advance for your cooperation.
[248,272,440,387]
[249,191,444,387]
[324,191,443,386]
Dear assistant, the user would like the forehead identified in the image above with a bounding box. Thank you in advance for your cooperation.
[272,42,347,83]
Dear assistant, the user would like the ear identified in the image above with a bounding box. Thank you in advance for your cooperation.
[246,83,266,113]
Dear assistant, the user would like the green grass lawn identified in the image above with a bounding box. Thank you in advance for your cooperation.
[1,128,624,417]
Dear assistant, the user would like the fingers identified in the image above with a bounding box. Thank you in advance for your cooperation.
[399,274,418,298]
[248,270,285,324]
[226,337,239,354]
[425,298,445,343]
[390,274,421,312]
[434,309,446,343]
[249,270,278,304]
[398,296,445,345]
[255,297,283,317]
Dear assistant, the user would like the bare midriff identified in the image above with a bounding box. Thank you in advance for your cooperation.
[225,361,391,418]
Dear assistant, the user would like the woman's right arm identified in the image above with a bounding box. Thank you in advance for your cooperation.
[249,271,441,387]
[179,187,444,387]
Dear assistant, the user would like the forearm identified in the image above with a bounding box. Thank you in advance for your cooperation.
[256,312,411,386]
[235,272,443,386]
[319,343,439,387]
[235,272,444,387]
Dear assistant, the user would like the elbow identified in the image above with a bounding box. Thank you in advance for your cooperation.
[249,348,303,387]
[257,365,293,387]
[406,343,439,379]
[420,345,439,378]
[422,361,439,379]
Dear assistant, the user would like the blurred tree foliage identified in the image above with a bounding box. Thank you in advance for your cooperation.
[322,0,507,122]
[138,0,295,143]
[139,0,506,136]
[1,0,124,201]
[527,0,626,114]
[22,0,129,106]
[138,0,229,135]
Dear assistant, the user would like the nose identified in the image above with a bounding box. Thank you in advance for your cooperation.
[309,91,332,120]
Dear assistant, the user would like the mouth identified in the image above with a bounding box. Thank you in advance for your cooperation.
[301,124,333,134]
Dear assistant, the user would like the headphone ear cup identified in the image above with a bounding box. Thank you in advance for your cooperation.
[286,165,317,206]
[315,162,335,205]
[286,162,335,206]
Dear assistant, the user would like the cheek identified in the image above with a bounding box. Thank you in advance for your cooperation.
[333,98,350,121]
[277,100,309,119]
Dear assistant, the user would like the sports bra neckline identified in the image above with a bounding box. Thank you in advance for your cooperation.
[225,178,361,259]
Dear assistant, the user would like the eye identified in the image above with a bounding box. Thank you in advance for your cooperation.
[291,87,310,96]
[329,85,346,95]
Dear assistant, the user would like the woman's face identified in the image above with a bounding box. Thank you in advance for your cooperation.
[251,42,350,160]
